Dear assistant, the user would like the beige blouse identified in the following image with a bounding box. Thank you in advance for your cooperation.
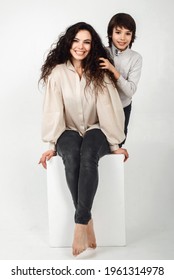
[42,61,125,152]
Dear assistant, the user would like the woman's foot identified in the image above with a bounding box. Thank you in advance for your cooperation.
[86,219,97,249]
[72,224,88,256]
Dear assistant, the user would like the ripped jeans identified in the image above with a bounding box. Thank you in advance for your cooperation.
[56,129,110,224]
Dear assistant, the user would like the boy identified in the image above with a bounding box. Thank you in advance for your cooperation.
[100,13,142,145]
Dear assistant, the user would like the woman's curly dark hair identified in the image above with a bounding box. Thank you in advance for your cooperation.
[39,22,116,91]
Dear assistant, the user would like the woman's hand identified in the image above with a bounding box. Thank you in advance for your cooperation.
[38,150,56,169]
[112,148,129,162]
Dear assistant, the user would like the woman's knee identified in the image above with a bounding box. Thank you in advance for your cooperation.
[56,130,82,156]
[81,129,110,161]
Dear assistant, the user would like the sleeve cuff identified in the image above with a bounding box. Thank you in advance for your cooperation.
[110,144,119,152]
[49,142,56,151]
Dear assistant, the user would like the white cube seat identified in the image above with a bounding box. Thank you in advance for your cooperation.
[47,154,126,247]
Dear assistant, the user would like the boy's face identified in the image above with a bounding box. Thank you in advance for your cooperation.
[112,26,132,51]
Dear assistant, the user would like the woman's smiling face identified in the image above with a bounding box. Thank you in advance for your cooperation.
[70,30,92,62]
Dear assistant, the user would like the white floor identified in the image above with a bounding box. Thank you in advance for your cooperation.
[0,226,174,260]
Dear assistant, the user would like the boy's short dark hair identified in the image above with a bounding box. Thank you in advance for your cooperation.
[107,13,136,48]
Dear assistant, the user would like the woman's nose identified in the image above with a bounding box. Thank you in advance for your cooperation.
[78,43,83,49]
[77,41,83,48]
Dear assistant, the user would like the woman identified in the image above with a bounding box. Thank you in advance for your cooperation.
[39,22,129,256]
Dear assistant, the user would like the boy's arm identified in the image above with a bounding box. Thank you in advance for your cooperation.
[99,55,142,97]
[116,55,142,97]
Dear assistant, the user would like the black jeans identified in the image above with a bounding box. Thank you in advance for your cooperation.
[56,129,110,225]
[119,102,132,147]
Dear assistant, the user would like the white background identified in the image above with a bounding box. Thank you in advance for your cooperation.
[0,0,174,260]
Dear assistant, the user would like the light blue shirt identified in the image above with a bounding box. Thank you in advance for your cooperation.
[107,44,142,108]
